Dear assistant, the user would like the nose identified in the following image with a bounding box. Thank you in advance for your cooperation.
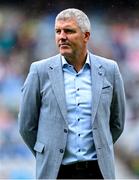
[59,30,67,40]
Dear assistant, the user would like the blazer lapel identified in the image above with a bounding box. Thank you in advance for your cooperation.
[47,55,68,124]
[90,53,105,123]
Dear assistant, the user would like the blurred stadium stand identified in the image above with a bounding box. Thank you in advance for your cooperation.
[0,1,139,179]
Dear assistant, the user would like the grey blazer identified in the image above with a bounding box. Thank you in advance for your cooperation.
[19,52,125,179]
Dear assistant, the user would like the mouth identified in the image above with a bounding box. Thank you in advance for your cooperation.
[59,43,70,48]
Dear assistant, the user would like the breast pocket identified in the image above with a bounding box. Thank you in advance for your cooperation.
[101,80,113,105]
[101,79,113,94]
[102,85,112,94]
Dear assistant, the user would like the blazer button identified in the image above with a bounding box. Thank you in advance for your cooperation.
[60,149,64,153]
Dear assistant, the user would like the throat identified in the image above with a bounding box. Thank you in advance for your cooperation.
[73,64,83,72]
[66,58,86,72]
[65,53,87,72]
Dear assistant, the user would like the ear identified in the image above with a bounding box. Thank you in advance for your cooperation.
[84,32,90,42]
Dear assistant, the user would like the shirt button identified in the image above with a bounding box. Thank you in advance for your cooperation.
[60,149,64,153]
[98,71,102,76]
[78,134,80,136]
[78,118,80,121]
[77,103,80,106]
[78,149,81,152]
[64,129,68,133]
[77,88,79,91]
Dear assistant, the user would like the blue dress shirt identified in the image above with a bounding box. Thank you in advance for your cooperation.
[62,54,97,165]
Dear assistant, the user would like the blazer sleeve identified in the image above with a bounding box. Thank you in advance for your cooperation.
[18,62,41,155]
[110,62,126,143]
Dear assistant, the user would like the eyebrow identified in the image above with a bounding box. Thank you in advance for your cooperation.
[55,26,77,30]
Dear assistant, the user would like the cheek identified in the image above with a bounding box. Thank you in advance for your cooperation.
[55,34,59,41]
[74,36,84,45]
[77,40,84,48]
[55,37,59,46]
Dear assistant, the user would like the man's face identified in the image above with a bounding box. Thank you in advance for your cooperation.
[55,19,90,58]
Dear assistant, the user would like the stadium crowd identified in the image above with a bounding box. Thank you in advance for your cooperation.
[0,6,139,178]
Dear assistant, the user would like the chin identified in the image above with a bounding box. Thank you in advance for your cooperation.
[60,50,71,57]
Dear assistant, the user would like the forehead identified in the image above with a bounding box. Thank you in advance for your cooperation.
[55,19,79,29]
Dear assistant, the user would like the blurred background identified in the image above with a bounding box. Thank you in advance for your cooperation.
[0,0,139,179]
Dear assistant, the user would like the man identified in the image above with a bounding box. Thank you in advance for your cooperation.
[19,8,125,179]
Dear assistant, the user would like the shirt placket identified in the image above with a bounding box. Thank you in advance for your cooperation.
[74,73,83,156]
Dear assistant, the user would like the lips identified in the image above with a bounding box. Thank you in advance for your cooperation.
[59,43,70,47]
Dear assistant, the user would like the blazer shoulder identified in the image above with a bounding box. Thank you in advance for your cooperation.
[31,54,61,67]
[29,54,61,74]
[93,54,117,67]
[89,53,121,80]
[91,53,119,73]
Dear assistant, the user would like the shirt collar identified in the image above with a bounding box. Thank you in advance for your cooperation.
[61,52,90,68]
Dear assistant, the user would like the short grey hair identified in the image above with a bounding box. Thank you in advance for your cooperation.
[55,8,91,33]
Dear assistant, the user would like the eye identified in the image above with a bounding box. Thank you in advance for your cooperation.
[55,29,61,34]
[65,29,75,34]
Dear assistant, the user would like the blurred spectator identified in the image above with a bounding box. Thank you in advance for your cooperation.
[0,5,139,179]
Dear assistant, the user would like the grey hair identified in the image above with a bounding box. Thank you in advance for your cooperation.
[55,8,91,33]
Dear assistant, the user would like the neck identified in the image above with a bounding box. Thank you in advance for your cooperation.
[65,50,88,72]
